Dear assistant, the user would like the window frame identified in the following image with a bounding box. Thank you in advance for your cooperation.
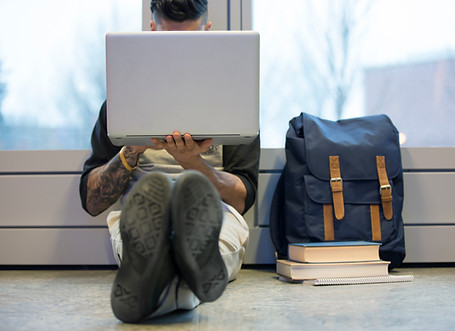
[1,0,452,163]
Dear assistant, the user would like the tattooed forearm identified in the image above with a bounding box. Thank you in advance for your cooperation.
[85,152,137,216]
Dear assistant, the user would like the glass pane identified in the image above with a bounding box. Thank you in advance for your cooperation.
[253,0,455,147]
[0,0,141,150]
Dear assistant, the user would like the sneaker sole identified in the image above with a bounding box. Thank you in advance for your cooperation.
[111,172,175,323]
[172,171,228,302]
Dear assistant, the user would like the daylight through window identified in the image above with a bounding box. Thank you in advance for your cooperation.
[253,0,455,147]
[0,0,141,150]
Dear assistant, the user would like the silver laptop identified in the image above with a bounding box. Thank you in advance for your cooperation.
[105,31,259,146]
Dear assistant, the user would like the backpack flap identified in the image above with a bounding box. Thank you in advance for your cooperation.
[301,113,402,182]
[299,113,402,225]
[304,175,387,205]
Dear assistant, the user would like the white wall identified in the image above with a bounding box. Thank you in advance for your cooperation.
[1,148,454,265]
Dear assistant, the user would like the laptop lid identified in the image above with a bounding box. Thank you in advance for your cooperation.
[105,31,259,146]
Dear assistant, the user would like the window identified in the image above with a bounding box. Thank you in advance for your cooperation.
[253,0,455,147]
[0,0,141,150]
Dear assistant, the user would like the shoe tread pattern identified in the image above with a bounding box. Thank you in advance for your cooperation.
[111,173,174,323]
[173,171,228,302]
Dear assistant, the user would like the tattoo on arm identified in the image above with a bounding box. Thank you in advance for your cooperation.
[85,154,133,216]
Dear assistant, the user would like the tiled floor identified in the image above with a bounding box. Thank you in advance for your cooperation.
[1,266,455,330]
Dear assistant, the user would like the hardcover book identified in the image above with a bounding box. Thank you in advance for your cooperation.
[276,259,390,281]
[288,241,381,263]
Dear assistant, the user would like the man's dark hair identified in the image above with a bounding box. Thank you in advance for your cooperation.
[150,0,208,24]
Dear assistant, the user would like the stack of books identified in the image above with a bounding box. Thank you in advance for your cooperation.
[276,241,413,285]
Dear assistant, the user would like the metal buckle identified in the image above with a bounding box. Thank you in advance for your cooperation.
[380,184,392,195]
[330,177,343,188]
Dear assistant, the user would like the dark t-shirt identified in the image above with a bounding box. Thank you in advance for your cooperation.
[79,101,260,215]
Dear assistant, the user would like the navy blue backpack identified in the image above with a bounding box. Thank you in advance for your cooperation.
[270,113,406,269]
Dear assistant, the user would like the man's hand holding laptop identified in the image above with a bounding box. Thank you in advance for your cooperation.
[123,132,213,167]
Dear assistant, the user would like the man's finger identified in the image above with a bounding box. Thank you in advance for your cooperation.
[183,133,195,147]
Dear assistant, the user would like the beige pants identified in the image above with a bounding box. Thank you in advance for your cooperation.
[107,202,249,318]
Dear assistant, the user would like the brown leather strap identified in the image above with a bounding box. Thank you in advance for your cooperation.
[323,204,335,241]
[370,204,382,241]
[329,156,345,220]
[376,156,393,220]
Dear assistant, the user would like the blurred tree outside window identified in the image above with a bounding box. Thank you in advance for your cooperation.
[254,0,455,147]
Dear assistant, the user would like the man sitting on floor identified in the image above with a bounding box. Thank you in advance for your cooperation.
[79,0,260,323]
